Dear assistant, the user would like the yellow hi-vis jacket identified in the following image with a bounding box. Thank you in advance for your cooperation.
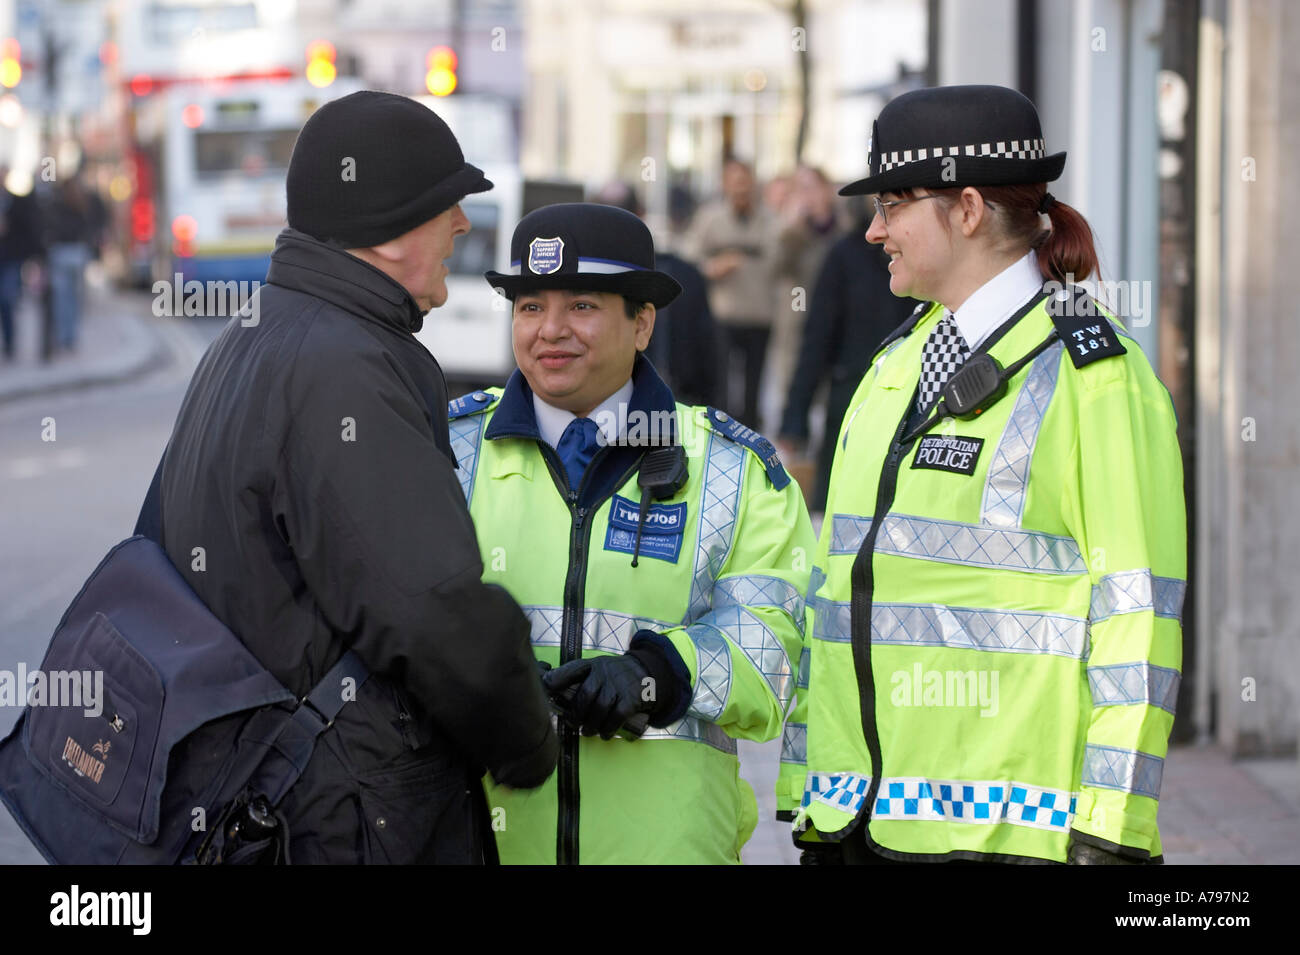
[448,359,815,863]
[797,287,1185,863]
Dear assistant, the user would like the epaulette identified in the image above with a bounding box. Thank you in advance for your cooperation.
[871,301,935,361]
[447,390,500,419]
[704,407,790,490]
[1044,286,1127,369]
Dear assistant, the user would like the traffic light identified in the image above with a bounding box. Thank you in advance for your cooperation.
[306,40,336,88]
[0,40,21,89]
[425,45,457,96]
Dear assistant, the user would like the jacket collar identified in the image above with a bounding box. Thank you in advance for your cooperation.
[486,352,678,444]
[265,228,427,334]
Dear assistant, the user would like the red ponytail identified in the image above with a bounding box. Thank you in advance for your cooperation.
[1035,195,1099,284]
[970,183,1100,283]
[913,183,1101,283]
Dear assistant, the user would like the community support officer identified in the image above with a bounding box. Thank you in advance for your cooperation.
[448,203,816,864]
[797,85,1185,865]
[145,91,557,864]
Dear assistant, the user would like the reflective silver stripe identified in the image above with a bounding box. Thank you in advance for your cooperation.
[448,414,486,506]
[1082,744,1164,799]
[781,722,807,764]
[810,599,1086,659]
[981,341,1064,527]
[522,606,673,653]
[829,513,1086,575]
[796,646,810,689]
[810,597,851,643]
[714,574,805,624]
[1090,570,1187,623]
[1088,663,1181,713]
[829,515,873,555]
[873,603,1088,659]
[686,624,732,722]
[685,432,745,622]
[641,716,737,755]
[695,604,792,707]
[523,605,564,647]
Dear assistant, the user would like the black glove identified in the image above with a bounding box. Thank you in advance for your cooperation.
[543,654,654,740]
[1067,837,1138,865]
[798,842,844,865]
[536,659,552,679]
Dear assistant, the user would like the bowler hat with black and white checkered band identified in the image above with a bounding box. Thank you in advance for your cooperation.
[485,203,681,308]
[839,85,1066,197]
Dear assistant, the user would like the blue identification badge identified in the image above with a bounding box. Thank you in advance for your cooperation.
[528,236,564,275]
[604,495,687,563]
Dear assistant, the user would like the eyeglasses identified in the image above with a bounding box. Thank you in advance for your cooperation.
[873,194,943,224]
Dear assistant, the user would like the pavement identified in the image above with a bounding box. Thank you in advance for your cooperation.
[0,266,169,407]
[1,282,1297,865]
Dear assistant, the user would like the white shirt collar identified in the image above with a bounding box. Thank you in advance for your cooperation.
[533,378,635,451]
[949,251,1044,352]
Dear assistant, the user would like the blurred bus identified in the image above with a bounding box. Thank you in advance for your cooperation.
[124,77,364,286]
[410,94,581,388]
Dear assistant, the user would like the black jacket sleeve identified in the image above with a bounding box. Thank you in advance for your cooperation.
[273,326,558,788]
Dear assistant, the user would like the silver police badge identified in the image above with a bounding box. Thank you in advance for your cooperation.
[528,236,564,275]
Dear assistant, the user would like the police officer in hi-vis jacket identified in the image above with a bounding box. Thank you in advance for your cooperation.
[447,203,816,863]
[798,85,1185,865]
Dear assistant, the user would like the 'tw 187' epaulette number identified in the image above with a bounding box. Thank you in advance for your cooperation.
[1072,324,1113,357]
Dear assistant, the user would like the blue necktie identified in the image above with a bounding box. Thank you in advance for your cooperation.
[556,417,601,491]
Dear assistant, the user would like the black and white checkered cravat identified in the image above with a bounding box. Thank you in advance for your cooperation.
[916,313,970,414]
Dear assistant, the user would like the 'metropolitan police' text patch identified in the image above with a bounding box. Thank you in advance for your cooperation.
[911,435,985,476]
[604,495,687,563]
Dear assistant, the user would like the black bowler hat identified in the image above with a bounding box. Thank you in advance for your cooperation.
[840,85,1066,196]
[287,91,492,247]
[484,203,681,308]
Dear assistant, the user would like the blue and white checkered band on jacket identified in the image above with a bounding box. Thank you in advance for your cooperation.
[528,236,564,274]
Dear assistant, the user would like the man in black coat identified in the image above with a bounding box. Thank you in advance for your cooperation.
[150,92,558,863]
[779,214,920,510]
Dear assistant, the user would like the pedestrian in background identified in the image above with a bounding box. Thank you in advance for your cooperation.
[769,165,842,405]
[591,180,721,407]
[684,157,779,429]
[779,199,920,511]
[0,167,40,362]
[41,173,97,354]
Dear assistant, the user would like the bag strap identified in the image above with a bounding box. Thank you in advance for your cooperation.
[133,453,165,543]
[133,449,374,803]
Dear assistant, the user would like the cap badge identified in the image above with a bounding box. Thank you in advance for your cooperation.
[528,236,564,275]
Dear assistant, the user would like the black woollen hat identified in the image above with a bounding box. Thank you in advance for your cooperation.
[286,90,493,247]
[840,85,1066,196]
[485,203,681,308]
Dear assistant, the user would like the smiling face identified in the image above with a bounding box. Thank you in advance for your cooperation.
[865,188,957,302]
[512,289,655,416]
